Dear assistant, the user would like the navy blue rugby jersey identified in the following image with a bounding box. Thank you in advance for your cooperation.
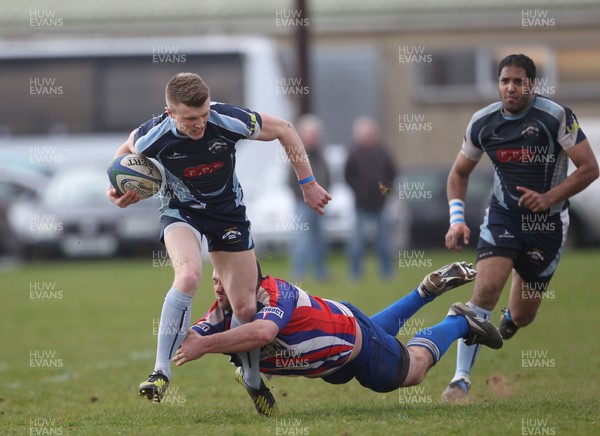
[461,94,586,215]
[133,102,262,212]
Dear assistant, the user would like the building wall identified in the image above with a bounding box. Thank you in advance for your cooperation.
[307,24,600,167]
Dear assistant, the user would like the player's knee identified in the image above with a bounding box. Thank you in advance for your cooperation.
[402,347,429,387]
[174,267,201,294]
[230,301,257,322]
[472,286,502,310]
[402,371,425,387]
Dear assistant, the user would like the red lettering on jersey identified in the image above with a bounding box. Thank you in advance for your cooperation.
[183,161,224,178]
[496,148,533,163]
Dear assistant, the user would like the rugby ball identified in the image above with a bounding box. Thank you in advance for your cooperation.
[107,153,162,199]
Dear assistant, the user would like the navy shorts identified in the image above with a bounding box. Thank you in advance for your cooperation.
[159,205,255,252]
[477,206,569,284]
[322,302,410,393]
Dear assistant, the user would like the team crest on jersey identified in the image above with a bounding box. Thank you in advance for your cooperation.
[521,122,540,138]
[208,138,229,154]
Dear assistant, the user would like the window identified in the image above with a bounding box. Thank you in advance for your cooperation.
[412,47,558,103]
[0,53,243,135]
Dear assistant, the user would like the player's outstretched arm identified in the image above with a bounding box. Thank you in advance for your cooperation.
[257,112,332,215]
[106,130,142,208]
[173,320,279,366]
[445,152,478,253]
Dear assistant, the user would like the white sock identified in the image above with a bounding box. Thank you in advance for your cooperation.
[451,301,491,383]
[231,315,262,389]
[154,287,193,381]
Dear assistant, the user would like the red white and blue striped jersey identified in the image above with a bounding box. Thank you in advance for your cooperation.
[191,276,357,377]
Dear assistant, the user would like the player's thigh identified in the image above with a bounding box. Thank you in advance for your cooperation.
[507,269,543,326]
[164,224,203,291]
[210,249,258,318]
[472,256,514,308]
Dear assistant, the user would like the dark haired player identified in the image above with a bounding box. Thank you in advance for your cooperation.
[107,72,331,408]
[442,54,598,402]
[172,262,502,416]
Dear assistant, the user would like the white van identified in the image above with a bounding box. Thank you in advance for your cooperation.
[0,35,298,257]
[0,35,293,135]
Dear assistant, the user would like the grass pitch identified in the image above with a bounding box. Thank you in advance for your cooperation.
[1,249,599,435]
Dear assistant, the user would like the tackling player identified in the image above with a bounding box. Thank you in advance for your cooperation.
[107,72,331,407]
[441,54,598,402]
[172,261,503,416]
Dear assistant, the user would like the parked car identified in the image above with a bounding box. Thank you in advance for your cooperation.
[7,165,162,259]
[0,158,51,257]
[235,141,409,254]
[235,141,353,254]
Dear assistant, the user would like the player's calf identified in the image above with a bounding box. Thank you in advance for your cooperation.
[499,308,520,339]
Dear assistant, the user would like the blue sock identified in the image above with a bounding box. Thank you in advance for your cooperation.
[231,315,262,390]
[370,287,434,336]
[452,302,491,382]
[154,288,193,380]
[407,315,469,364]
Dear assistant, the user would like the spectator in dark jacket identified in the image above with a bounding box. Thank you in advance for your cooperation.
[345,117,397,279]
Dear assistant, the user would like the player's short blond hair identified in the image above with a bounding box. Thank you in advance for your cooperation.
[165,72,210,109]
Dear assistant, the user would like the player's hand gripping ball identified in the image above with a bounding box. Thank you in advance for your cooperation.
[107,153,162,199]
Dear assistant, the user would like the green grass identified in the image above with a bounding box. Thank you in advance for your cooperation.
[1,249,599,435]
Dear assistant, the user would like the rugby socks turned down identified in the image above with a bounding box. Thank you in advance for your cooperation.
[230,315,263,390]
[407,314,470,364]
[154,287,194,380]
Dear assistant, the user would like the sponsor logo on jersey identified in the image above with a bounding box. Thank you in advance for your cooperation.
[490,130,504,141]
[497,146,554,165]
[499,229,515,239]
[195,322,210,332]
[566,116,580,134]
[496,148,533,163]
[259,307,285,319]
[164,151,188,159]
[183,161,224,178]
